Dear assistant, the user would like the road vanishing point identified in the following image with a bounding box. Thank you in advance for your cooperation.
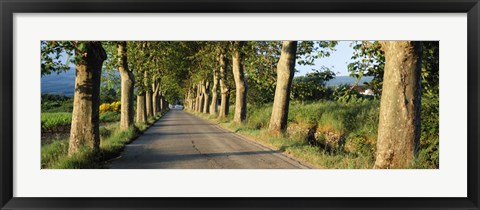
[108,110,311,169]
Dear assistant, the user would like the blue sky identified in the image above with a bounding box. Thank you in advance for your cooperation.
[296,41,353,76]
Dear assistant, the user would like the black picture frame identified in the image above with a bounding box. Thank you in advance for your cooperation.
[1,0,479,209]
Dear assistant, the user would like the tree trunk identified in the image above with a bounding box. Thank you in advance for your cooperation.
[159,95,164,111]
[269,41,297,134]
[218,53,230,118]
[189,86,193,110]
[136,93,147,124]
[152,81,160,116]
[117,41,135,130]
[186,88,192,111]
[145,90,153,118]
[68,41,107,156]
[203,81,210,114]
[152,82,157,116]
[210,67,219,115]
[232,41,247,123]
[374,41,422,169]
[195,83,201,112]
[198,81,205,113]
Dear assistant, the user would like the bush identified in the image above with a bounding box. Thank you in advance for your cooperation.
[99,101,121,113]
[41,94,74,113]
[100,111,120,123]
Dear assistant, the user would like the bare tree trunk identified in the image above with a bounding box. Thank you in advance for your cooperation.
[146,90,153,118]
[186,88,192,111]
[68,41,107,156]
[210,67,219,115]
[195,83,201,112]
[159,95,164,111]
[374,41,422,169]
[152,82,157,116]
[198,81,205,113]
[203,81,210,114]
[218,53,230,118]
[152,81,160,116]
[117,41,135,131]
[269,41,297,134]
[136,93,147,124]
[232,41,247,123]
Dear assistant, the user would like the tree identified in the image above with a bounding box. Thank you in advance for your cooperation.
[130,42,148,124]
[210,63,220,115]
[202,80,210,113]
[232,41,247,123]
[117,41,135,130]
[143,42,154,118]
[268,41,298,133]
[68,41,107,155]
[374,41,422,169]
[218,52,230,118]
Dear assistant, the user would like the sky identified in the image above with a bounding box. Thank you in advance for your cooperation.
[296,41,354,77]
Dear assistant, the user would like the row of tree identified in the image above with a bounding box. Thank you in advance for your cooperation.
[182,41,431,169]
[42,40,436,168]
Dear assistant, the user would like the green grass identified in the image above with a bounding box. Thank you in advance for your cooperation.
[99,111,121,123]
[41,112,72,131]
[42,112,122,131]
[189,98,439,169]
[41,110,169,169]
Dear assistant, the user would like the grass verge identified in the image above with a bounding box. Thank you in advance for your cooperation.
[188,99,438,169]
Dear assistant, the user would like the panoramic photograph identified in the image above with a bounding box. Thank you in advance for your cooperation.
[41,41,439,169]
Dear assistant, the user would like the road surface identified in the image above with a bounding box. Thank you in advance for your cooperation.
[108,110,310,169]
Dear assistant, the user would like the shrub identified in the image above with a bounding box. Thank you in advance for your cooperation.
[99,101,121,113]
[41,94,74,113]
[100,111,120,123]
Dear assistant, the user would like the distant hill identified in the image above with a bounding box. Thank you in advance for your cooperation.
[326,76,373,87]
[41,68,75,96]
[41,68,374,96]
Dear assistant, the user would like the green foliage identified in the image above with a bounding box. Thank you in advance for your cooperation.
[291,67,336,102]
[421,41,440,97]
[41,112,72,131]
[417,94,440,168]
[332,84,373,103]
[348,41,385,96]
[41,41,74,76]
[41,94,74,113]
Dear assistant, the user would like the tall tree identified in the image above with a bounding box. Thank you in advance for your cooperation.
[143,42,154,118]
[374,41,422,169]
[209,65,220,115]
[268,41,297,133]
[232,41,247,123]
[68,41,107,155]
[130,42,148,124]
[117,41,135,130]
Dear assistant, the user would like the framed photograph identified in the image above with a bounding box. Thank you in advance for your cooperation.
[1,0,479,209]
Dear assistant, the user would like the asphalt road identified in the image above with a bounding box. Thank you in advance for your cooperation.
[108,110,310,169]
